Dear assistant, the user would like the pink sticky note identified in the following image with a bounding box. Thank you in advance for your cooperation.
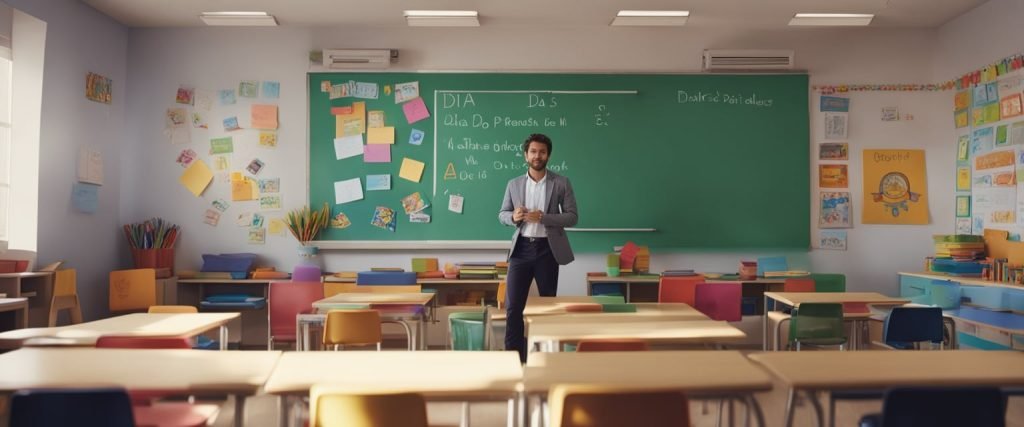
[402,97,430,124]
[364,144,391,163]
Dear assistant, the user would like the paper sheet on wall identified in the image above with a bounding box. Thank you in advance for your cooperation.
[71,183,99,213]
[77,147,103,185]
[402,97,430,124]
[363,144,391,163]
[179,159,213,197]
[334,178,363,204]
[335,101,366,137]
[231,173,259,201]
[861,149,929,225]
[366,174,391,191]
[367,127,395,144]
[399,158,425,182]
[970,145,1018,231]
[334,135,363,160]
[251,104,279,129]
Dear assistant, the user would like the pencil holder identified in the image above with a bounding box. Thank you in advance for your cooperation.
[131,248,175,274]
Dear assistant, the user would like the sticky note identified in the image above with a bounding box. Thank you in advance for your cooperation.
[449,194,464,214]
[364,144,391,163]
[367,127,395,144]
[402,97,430,124]
[179,160,213,197]
[334,135,363,160]
[251,104,279,129]
[231,174,259,201]
[335,101,365,137]
[334,178,363,204]
[71,183,99,213]
[366,174,391,191]
[409,129,425,145]
[399,158,425,182]
[268,218,285,235]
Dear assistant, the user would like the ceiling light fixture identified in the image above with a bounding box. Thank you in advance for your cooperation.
[611,10,689,26]
[199,11,278,27]
[403,10,479,27]
[788,13,874,26]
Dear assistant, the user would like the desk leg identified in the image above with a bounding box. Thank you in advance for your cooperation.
[763,298,770,351]
[625,282,631,303]
[279,395,291,427]
[746,394,766,427]
[460,402,471,427]
[219,325,229,350]
[233,395,246,427]
[807,390,825,427]
[784,388,795,427]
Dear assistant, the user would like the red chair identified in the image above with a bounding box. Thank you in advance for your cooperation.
[783,278,816,293]
[576,339,649,352]
[564,303,603,313]
[269,281,325,350]
[694,282,742,322]
[95,336,192,349]
[658,276,704,305]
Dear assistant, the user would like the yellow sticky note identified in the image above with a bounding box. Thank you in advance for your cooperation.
[367,126,395,144]
[268,218,285,235]
[231,176,259,201]
[399,157,425,182]
[179,159,213,197]
[251,104,278,129]
[335,101,365,137]
[230,171,243,181]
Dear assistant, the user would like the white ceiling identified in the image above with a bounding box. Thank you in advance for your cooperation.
[83,0,987,29]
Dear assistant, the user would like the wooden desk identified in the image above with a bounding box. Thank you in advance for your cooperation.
[749,350,1024,427]
[762,292,909,351]
[263,351,523,427]
[0,272,53,327]
[585,273,787,303]
[525,351,772,426]
[0,312,239,349]
[0,297,28,331]
[0,348,281,427]
[326,275,503,305]
[301,292,436,351]
[527,319,746,352]
[176,278,275,347]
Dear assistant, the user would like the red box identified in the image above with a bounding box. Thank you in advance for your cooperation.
[0,260,29,273]
[130,248,175,275]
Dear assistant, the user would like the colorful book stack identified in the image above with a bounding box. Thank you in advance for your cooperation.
[458,262,497,279]
[495,261,508,280]
[929,234,986,277]
[634,246,651,273]
[411,258,443,278]
[981,258,1024,284]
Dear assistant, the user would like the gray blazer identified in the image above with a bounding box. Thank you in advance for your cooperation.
[498,170,577,265]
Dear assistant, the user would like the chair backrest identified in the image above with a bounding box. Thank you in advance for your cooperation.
[323,309,382,346]
[9,388,136,427]
[879,387,1006,427]
[95,335,193,349]
[147,305,198,314]
[600,303,637,313]
[564,303,603,313]
[694,282,742,322]
[497,280,507,309]
[576,339,649,352]
[292,265,323,282]
[658,275,704,305]
[310,386,428,427]
[109,269,157,312]
[789,303,845,341]
[783,278,816,293]
[884,307,945,346]
[269,281,325,339]
[549,384,690,427]
[810,273,845,292]
[53,269,77,297]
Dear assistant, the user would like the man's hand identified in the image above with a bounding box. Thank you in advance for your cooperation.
[525,209,543,223]
[512,207,527,222]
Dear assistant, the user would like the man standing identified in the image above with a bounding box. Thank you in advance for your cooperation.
[498,133,577,362]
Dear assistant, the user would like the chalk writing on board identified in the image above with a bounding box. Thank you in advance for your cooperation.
[677,90,774,107]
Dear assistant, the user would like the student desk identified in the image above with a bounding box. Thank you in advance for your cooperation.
[0,348,281,427]
[946,306,1024,350]
[296,292,436,351]
[0,297,28,331]
[523,304,709,339]
[524,351,772,427]
[749,350,1024,427]
[0,271,53,327]
[762,292,909,351]
[527,319,746,353]
[585,274,787,304]
[327,275,504,306]
[175,278,275,347]
[263,351,523,427]
[0,312,238,349]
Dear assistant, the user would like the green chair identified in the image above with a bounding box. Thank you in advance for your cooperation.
[449,311,485,350]
[592,295,626,304]
[601,303,638,313]
[810,273,846,292]
[789,303,847,351]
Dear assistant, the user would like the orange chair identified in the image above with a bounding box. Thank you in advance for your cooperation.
[564,303,603,313]
[576,339,649,352]
[109,269,159,312]
[496,281,507,309]
[549,384,691,427]
[323,309,383,350]
[148,305,198,314]
[783,278,816,293]
[310,386,428,427]
[658,276,704,305]
[49,268,84,326]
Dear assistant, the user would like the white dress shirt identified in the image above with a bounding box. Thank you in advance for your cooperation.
[522,173,548,238]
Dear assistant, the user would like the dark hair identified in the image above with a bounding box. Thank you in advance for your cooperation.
[523,133,552,153]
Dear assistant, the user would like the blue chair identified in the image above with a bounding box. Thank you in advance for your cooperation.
[882,307,945,350]
[859,387,1006,427]
[9,388,136,427]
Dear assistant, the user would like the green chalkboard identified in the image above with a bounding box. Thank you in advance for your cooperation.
[309,73,810,251]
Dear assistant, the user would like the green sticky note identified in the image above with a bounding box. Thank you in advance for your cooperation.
[996,125,1008,145]
[210,137,234,155]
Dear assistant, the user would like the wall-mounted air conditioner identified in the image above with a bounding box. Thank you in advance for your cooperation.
[702,49,794,71]
[322,49,398,70]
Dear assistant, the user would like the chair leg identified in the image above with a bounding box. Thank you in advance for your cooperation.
[376,342,382,351]
[47,305,59,327]
[69,297,83,324]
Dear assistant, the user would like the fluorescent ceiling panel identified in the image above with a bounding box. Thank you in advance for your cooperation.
[404,10,479,27]
[789,13,874,26]
[611,10,689,26]
[200,11,278,26]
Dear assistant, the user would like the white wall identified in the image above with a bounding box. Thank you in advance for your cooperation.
[933,0,1024,79]
[5,0,127,319]
[123,23,953,297]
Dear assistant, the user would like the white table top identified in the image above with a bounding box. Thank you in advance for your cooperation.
[528,319,746,346]
[0,313,239,348]
[764,292,909,306]
[263,351,522,398]
[526,303,708,327]
[748,350,1024,390]
[312,292,434,311]
[524,351,773,394]
[0,348,281,394]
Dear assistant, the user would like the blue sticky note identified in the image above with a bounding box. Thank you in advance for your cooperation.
[366,174,391,191]
[756,256,788,277]
[819,96,849,112]
[262,81,280,99]
[71,183,99,213]
[218,89,236,105]
[409,129,425,145]
[223,116,240,131]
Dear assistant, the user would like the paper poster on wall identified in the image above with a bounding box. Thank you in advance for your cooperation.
[366,174,391,191]
[176,149,197,168]
[335,101,366,137]
[399,158,426,182]
[954,110,969,129]
[819,191,851,229]
[862,149,929,225]
[259,195,282,210]
[330,212,352,229]
[334,178,363,204]
[77,147,103,185]
[248,227,266,244]
[956,217,972,234]
[957,135,969,161]
[210,137,234,155]
[71,183,99,213]
[400,192,428,214]
[819,143,848,160]
[954,90,971,111]
[818,230,847,250]
[175,86,194,105]
[179,159,213,197]
[258,178,280,194]
[251,105,279,130]
[956,195,971,218]
[262,81,280,99]
[85,72,112,104]
[368,111,385,128]
[218,89,236,105]
[191,112,208,129]
[259,131,277,148]
[395,82,420,103]
[818,165,848,188]
[449,194,464,214]
[239,80,259,98]
[223,116,241,132]
[1002,94,1023,119]
[970,127,995,156]
[823,113,848,140]
[195,90,213,111]
[819,96,849,112]
[371,206,397,232]
[334,135,363,160]
[367,127,395,144]
[403,97,431,124]
[956,166,971,192]
[203,209,220,226]
[268,218,286,235]
[363,144,391,163]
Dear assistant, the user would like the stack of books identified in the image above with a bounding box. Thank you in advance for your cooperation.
[928,234,986,278]
[495,261,508,280]
[458,262,497,279]
[933,235,986,260]
[635,246,651,273]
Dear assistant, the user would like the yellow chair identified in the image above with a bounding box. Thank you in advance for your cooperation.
[323,310,383,351]
[109,269,157,312]
[309,385,428,427]
[496,281,506,309]
[549,385,691,427]
[147,305,198,314]
[48,269,83,327]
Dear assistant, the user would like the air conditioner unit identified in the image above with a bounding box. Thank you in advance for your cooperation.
[702,49,794,71]
[322,49,398,69]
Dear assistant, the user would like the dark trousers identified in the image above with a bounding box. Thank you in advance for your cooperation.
[504,236,559,362]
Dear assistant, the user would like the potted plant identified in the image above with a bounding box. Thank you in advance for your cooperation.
[284,203,331,260]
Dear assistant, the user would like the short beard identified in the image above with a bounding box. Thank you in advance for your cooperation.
[529,161,547,171]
